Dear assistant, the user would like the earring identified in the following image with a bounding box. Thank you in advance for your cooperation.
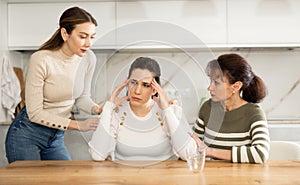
[233,91,235,94]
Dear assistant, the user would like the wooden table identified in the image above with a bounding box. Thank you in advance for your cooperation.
[0,160,299,185]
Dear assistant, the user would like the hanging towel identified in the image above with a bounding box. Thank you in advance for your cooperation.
[13,67,25,117]
[1,55,21,119]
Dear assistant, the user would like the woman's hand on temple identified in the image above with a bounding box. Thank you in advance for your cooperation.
[109,79,129,106]
[151,78,169,110]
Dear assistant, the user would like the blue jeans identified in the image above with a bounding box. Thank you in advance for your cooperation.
[5,106,71,163]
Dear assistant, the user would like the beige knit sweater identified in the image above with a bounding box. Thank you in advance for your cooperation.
[25,49,97,130]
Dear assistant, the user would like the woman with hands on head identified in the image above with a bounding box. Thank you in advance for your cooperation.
[89,57,197,161]
[5,6,102,163]
[192,53,270,164]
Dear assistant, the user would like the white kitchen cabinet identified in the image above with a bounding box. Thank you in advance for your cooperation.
[116,0,227,49]
[8,2,115,50]
[8,0,300,50]
[227,0,300,47]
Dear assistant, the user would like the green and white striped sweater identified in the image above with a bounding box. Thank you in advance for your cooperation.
[193,99,270,164]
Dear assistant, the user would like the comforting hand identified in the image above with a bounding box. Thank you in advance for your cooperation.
[151,79,169,110]
[77,118,99,131]
[109,79,129,106]
[189,133,208,149]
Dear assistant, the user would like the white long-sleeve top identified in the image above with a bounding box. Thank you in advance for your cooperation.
[25,49,97,130]
[89,100,197,161]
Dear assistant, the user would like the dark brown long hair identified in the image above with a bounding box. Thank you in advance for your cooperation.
[206,53,267,103]
[39,6,97,51]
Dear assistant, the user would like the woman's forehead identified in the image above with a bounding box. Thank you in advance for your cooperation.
[73,22,96,35]
[210,70,231,83]
[129,69,154,81]
[208,69,222,79]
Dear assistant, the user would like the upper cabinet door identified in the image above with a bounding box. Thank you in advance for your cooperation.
[227,0,300,46]
[116,0,227,49]
[8,2,115,50]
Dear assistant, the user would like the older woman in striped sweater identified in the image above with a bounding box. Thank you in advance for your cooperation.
[192,53,270,164]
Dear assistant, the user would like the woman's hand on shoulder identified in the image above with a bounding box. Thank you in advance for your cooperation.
[78,118,99,131]
[109,79,129,106]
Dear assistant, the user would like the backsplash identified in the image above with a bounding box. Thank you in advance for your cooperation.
[5,48,300,123]
[91,48,300,122]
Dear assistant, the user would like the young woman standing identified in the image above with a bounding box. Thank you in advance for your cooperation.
[5,6,102,163]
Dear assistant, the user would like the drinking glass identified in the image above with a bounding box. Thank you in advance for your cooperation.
[186,146,206,173]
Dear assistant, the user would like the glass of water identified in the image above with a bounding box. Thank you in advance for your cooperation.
[186,146,206,173]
